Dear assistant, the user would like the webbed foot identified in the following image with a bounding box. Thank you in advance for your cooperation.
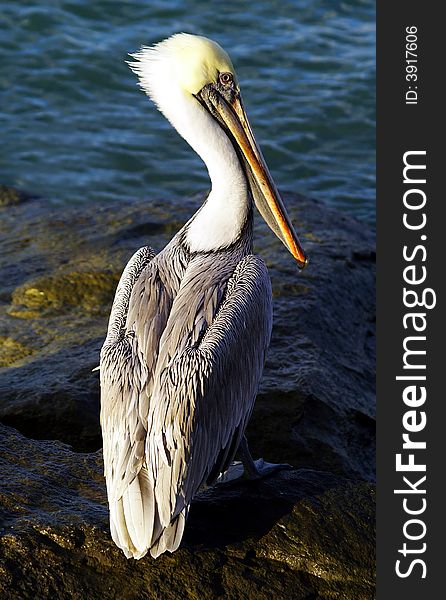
[243,457,292,480]
[216,436,292,483]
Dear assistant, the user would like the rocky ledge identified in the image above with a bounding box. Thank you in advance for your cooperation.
[0,187,375,599]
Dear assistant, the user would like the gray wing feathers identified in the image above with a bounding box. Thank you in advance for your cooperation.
[104,245,155,343]
[101,249,272,560]
[100,246,171,558]
[147,254,272,540]
[149,510,187,559]
[109,468,154,559]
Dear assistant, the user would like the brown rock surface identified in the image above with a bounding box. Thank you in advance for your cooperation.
[0,189,375,598]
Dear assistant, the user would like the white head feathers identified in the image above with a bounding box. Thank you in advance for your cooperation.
[127,33,235,104]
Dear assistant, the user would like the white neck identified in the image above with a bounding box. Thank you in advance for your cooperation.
[156,88,250,252]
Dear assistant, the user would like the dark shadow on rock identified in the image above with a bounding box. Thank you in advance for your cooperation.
[0,338,103,452]
[118,219,185,240]
[184,469,342,549]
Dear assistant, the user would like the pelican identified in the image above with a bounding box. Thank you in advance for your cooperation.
[99,33,307,560]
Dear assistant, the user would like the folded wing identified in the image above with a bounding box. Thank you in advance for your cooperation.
[100,249,272,559]
[147,253,272,557]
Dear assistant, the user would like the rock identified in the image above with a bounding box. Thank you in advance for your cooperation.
[0,192,375,477]
[0,190,375,597]
[9,271,120,317]
[0,336,35,367]
[0,185,30,207]
[0,424,375,599]
[0,339,102,451]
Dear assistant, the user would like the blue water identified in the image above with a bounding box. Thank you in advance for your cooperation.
[0,0,375,222]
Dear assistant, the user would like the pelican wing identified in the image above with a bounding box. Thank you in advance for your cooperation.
[100,245,174,558]
[146,253,272,557]
[101,249,272,560]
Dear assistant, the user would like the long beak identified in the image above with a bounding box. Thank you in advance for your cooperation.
[199,88,308,269]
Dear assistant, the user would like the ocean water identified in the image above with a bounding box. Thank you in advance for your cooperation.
[0,0,375,222]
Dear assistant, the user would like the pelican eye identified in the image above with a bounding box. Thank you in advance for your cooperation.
[219,72,233,86]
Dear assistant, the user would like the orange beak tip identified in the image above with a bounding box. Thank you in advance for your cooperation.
[295,252,308,270]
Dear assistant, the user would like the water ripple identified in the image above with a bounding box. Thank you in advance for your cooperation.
[0,0,375,222]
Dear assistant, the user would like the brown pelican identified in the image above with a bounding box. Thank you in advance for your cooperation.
[100,33,307,560]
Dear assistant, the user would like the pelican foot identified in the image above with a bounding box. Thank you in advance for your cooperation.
[216,436,292,484]
[216,459,291,484]
[244,458,292,480]
[238,436,292,480]
[216,461,245,483]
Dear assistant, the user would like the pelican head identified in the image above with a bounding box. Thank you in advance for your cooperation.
[128,33,307,268]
